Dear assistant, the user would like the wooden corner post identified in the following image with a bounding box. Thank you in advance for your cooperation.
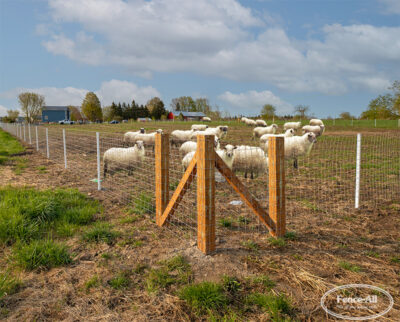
[197,135,216,254]
[268,136,286,237]
[155,133,170,226]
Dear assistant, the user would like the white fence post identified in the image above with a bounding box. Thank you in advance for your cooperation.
[35,126,39,151]
[63,129,67,169]
[46,128,49,158]
[374,119,376,127]
[23,124,26,141]
[28,124,32,144]
[398,119,399,128]
[96,132,101,191]
[355,133,361,209]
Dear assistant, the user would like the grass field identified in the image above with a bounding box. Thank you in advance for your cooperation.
[0,129,24,164]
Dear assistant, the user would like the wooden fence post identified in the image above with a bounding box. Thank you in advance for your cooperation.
[197,135,216,254]
[268,136,286,237]
[155,133,170,226]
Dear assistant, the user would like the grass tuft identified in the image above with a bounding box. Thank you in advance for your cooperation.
[14,240,72,270]
[219,218,233,228]
[0,271,21,299]
[85,275,100,292]
[108,272,130,290]
[339,261,361,272]
[245,292,292,319]
[82,222,119,245]
[133,193,155,215]
[267,237,286,247]
[0,129,24,165]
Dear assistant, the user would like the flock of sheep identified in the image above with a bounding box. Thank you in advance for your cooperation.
[102,118,326,179]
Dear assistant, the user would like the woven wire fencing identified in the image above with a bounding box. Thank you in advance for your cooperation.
[1,123,399,248]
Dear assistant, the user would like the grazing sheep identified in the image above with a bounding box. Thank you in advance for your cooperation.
[241,117,248,123]
[134,129,163,147]
[309,119,324,126]
[103,141,145,178]
[283,121,302,131]
[171,129,195,147]
[260,129,295,152]
[256,119,267,127]
[179,137,220,155]
[191,124,208,131]
[182,144,236,170]
[202,117,211,122]
[245,118,257,126]
[232,145,269,179]
[191,126,228,140]
[123,128,145,145]
[302,125,324,137]
[284,132,317,168]
[253,124,278,139]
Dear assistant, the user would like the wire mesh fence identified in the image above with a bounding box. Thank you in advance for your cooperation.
[1,123,399,251]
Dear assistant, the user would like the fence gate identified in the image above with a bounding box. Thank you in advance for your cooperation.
[155,133,285,255]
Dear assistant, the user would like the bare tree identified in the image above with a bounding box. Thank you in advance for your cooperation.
[18,92,45,123]
[294,104,309,119]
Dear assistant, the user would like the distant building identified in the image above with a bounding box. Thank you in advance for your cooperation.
[170,111,206,121]
[137,117,152,122]
[42,106,70,123]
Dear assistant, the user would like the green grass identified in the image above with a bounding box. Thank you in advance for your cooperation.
[0,187,101,245]
[241,240,259,251]
[222,275,241,295]
[85,275,100,292]
[13,240,72,270]
[339,261,361,272]
[219,218,233,228]
[284,231,298,240]
[82,222,119,245]
[133,193,155,215]
[13,158,28,175]
[0,129,24,165]
[0,271,21,299]
[268,237,286,247]
[36,166,47,173]
[245,292,292,320]
[249,275,276,290]
[391,256,400,264]
[108,272,130,290]
[179,282,229,314]
[364,251,380,258]
[146,255,192,293]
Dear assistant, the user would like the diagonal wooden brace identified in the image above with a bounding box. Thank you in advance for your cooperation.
[157,153,197,227]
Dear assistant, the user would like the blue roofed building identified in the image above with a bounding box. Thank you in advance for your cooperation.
[41,106,70,123]
[177,111,206,121]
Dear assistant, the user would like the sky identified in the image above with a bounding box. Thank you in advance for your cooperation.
[0,0,399,118]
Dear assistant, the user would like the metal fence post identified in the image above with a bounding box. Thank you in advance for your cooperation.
[268,136,286,237]
[46,128,49,158]
[23,124,26,141]
[28,124,32,144]
[63,129,67,169]
[96,132,101,191]
[35,126,39,151]
[197,135,215,254]
[155,133,170,226]
[355,133,362,209]
[374,119,376,127]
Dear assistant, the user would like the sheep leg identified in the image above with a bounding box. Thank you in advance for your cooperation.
[251,172,254,179]
[244,171,247,178]
[293,159,298,169]
[103,161,107,178]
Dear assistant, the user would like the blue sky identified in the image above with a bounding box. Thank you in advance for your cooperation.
[1,0,399,118]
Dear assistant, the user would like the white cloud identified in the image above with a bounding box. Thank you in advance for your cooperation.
[0,105,8,117]
[39,0,400,94]
[0,80,160,109]
[218,90,292,115]
[379,0,400,14]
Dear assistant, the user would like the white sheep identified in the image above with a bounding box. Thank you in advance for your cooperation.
[123,128,145,145]
[232,145,269,179]
[133,129,163,147]
[245,119,257,126]
[253,124,278,139]
[241,117,248,123]
[256,119,267,127]
[202,117,211,122]
[191,124,208,131]
[191,126,228,140]
[302,125,324,137]
[284,132,317,168]
[283,121,302,131]
[260,129,295,152]
[171,129,195,147]
[182,144,236,170]
[179,137,220,155]
[309,119,324,126]
[103,141,145,178]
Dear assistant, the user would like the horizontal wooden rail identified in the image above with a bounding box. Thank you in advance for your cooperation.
[215,154,276,233]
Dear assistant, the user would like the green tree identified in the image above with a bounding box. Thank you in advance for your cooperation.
[261,104,276,119]
[102,105,113,122]
[390,80,400,115]
[81,92,102,122]
[195,98,211,114]
[294,104,309,119]
[7,109,19,122]
[146,97,166,120]
[361,94,396,119]
[18,92,45,123]
[170,96,196,111]
[339,112,355,120]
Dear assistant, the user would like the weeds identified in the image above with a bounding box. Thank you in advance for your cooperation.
[245,292,292,320]
[241,240,259,251]
[0,129,24,164]
[249,275,275,290]
[82,222,119,245]
[339,261,361,272]
[85,275,100,292]
[219,218,233,228]
[108,272,130,290]
[267,237,286,247]
[0,271,21,299]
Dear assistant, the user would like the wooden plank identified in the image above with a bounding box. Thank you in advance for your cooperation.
[215,154,276,233]
[268,136,286,237]
[155,133,170,226]
[157,153,197,226]
[197,135,216,254]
